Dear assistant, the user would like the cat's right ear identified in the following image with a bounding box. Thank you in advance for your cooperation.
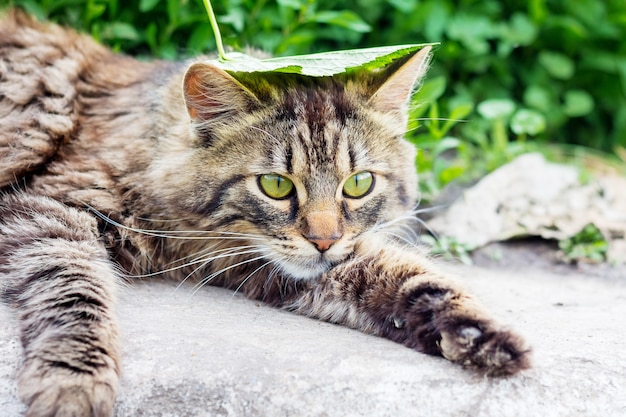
[368,46,432,121]
[183,63,260,128]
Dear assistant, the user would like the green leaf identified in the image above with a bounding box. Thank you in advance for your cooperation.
[85,3,106,22]
[100,22,141,41]
[441,103,473,135]
[166,0,180,24]
[559,223,608,263]
[477,99,516,120]
[187,24,217,53]
[446,13,497,54]
[433,137,463,158]
[307,11,371,33]
[276,0,306,9]
[563,90,595,117]
[144,22,158,52]
[412,76,447,104]
[523,85,551,113]
[220,7,246,33]
[157,43,178,60]
[439,165,467,185]
[447,103,473,123]
[497,13,538,57]
[506,13,538,46]
[539,51,575,80]
[510,109,546,135]
[139,0,160,13]
[207,44,434,77]
[409,76,446,123]
[387,0,418,13]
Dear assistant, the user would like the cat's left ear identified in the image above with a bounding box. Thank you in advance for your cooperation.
[183,62,261,124]
[368,46,432,118]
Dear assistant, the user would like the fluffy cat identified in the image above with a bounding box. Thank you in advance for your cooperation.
[0,9,530,417]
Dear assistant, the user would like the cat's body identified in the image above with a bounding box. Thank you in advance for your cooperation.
[0,10,530,417]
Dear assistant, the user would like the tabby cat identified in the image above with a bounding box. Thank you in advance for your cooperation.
[0,9,530,417]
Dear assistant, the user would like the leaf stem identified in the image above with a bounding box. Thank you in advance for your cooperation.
[202,0,229,61]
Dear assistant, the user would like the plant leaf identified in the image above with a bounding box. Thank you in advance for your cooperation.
[100,22,141,41]
[477,99,516,120]
[563,90,595,117]
[139,0,160,13]
[511,109,547,135]
[306,11,372,33]
[539,51,575,80]
[206,44,435,77]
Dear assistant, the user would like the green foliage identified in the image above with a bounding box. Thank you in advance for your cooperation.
[4,0,625,193]
[558,223,608,263]
[420,235,475,265]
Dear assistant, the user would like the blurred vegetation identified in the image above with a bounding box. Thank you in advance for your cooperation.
[4,0,625,198]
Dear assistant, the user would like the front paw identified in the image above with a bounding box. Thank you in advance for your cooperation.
[19,360,118,417]
[394,280,531,376]
[439,320,532,376]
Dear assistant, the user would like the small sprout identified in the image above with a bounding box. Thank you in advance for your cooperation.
[558,223,608,263]
[421,235,475,265]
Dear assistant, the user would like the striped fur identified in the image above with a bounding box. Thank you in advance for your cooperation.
[0,10,530,417]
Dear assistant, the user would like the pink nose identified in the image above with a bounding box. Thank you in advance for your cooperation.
[308,237,339,252]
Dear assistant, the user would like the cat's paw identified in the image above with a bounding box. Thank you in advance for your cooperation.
[439,320,532,376]
[18,360,118,417]
[394,280,531,376]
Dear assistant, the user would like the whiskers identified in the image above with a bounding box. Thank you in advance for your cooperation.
[188,252,269,295]
[367,203,446,248]
[87,205,266,242]
[85,205,277,295]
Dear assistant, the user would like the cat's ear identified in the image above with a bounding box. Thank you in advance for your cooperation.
[368,46,432,117]
[183,62,261,124]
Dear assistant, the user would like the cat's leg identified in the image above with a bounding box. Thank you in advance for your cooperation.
[0,193,119,417]
[284,239,531,376]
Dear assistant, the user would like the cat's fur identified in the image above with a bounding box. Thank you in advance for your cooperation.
[0,9,531,417]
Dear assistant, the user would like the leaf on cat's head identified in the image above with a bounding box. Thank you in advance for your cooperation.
[205,44,437,77]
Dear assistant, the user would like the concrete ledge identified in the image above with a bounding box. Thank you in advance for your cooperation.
[2,265,625,416]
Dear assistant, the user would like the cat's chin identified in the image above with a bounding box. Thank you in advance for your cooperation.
[277,258,336,281]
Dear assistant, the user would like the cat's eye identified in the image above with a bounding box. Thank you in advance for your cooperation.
[343,171,374,198]
[258,174,295,199]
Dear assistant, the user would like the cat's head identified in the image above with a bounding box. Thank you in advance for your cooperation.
[162,47,430,280]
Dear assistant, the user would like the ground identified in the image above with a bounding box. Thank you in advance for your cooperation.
[1,251,625,417]
[472,239,626,281]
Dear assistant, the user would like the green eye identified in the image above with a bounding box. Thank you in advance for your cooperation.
[258,174,295,199]
[343,171,374,198]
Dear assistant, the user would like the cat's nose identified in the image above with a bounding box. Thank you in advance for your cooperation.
[307,236,341,253]
[301,210,343,253]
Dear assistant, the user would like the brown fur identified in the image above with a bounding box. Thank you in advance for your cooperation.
[0,9,530,417]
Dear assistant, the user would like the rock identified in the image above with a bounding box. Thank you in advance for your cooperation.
[427,153,626,264]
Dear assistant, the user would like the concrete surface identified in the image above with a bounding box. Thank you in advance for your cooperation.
[1,264,625,417]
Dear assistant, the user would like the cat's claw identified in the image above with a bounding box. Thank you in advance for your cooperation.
[439,324,532,377]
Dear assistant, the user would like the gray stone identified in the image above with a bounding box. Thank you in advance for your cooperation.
[428,153,626,264]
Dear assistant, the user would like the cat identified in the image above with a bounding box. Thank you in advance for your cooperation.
[0,9,531,417]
